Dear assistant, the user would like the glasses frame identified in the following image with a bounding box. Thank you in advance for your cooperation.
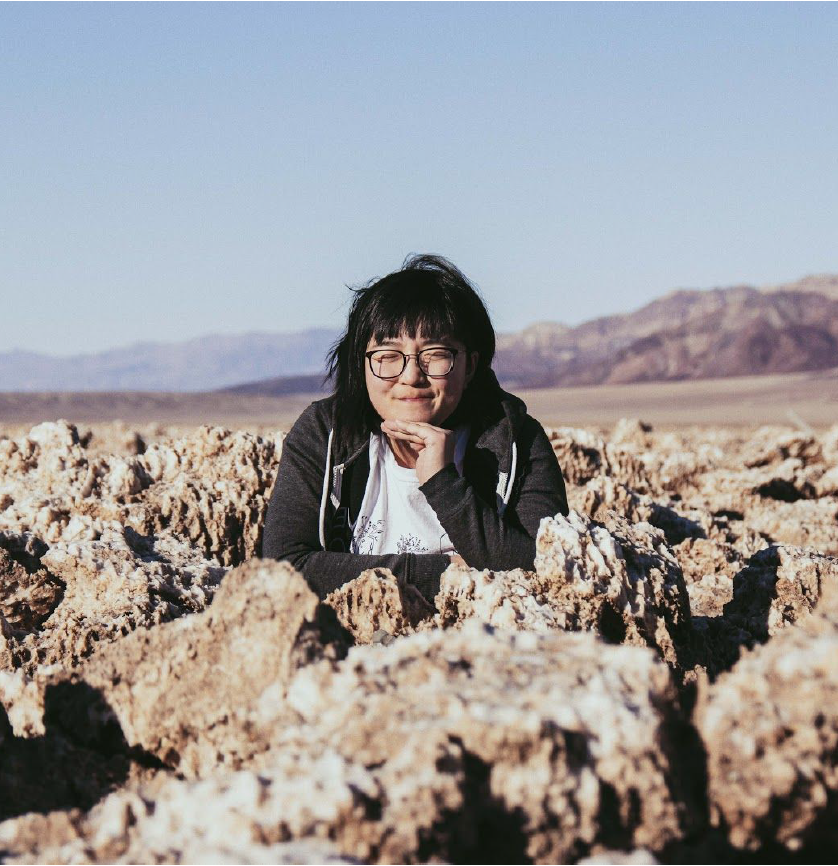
[365,347,460,380]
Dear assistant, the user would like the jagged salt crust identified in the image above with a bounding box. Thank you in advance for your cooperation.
[0,418,837,861]
[0,420,284,565]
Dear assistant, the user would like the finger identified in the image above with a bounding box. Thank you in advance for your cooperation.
[381,420,444,440]
[381,422,424,438]
[381,420,429,436]
[381,418,441,431]
[385,430,426,446]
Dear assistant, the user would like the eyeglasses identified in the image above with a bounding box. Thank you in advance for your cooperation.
[366,347,459,379]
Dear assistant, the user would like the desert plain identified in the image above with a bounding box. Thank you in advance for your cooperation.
[1,369,838,863]
[2,366,838,431]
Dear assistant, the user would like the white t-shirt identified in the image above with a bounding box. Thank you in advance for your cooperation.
[350,426,470,556]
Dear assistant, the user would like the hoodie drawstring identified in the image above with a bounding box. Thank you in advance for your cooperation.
[497,440,517,517]
[318,428,334,549]
[322,426,518,542]
[504,441,518,505]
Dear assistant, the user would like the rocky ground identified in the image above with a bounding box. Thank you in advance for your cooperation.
[1,417,837,863]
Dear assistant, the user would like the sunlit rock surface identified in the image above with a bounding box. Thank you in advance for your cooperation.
[1,525,226,676]
[324,567,435,644]
[1,417,837,862]
[0,624,702,864]
[0,421,284,564]
[697,577,838,851]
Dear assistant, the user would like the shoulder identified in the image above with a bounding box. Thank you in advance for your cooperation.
[468,379,538,443]
[494,386,549,447]
[517,413,553,455]
[286,397,335,445]
[469,404,551,465]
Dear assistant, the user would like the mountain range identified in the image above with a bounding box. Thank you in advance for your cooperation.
[493,274,838,389]
[0,329,338,393]
[2,274,837,393]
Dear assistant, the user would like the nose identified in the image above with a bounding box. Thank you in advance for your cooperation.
[398,355,429,385]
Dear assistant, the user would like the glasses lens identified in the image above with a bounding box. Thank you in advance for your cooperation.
[369,350,404,378]
[419,349,455,376]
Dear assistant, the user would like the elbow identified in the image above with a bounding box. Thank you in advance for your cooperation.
[507,544,538,573]
[557,479,570,516]
[465,539,537,574]
[263,546,329,599]
[260,531,290,562]
[260,532,278,560]
[261,510,317,564]
[260,533,312,573]
[503,532,538,572]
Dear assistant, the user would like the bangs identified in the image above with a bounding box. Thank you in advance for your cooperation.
[367,276,462,346]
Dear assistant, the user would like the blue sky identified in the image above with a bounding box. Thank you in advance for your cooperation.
[2,2,837,355]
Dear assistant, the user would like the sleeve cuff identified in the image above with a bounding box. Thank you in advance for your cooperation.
[408,553,449,604]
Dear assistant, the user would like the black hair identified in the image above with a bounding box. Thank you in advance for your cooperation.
[326,253,498,453]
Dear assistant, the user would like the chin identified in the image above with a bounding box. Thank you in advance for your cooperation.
[392,402,437,423]
[397,408,435,423]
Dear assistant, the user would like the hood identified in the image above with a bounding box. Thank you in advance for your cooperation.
[315,370,528,546]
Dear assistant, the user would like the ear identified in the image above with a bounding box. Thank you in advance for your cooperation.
[464,351,479,386]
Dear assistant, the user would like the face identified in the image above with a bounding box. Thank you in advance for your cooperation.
[365,331,478,427]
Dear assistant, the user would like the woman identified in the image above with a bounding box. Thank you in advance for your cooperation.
[262,254,568,603]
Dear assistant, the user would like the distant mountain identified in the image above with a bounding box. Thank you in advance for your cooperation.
[0,329,339,392]
[585,290,838,385]
[494,284,838,388]
[764,273,838,300]
[223,282,838,395]
[214,373,329,396]
[1,274,836,393]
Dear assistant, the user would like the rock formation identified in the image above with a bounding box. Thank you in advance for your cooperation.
[1,525,226,676]
[0,531,60,633]
[0,624,703,864]
[57,559,349,777]
[533,510,693,671]
[697,577,838,851]
[324,567,435,643]
[0,421,284,564]
[327,509,695,677]
[0,417,836,862]
[721,544,838,643]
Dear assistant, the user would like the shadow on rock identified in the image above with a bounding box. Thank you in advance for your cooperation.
[425,738,531,865]
[0,533,65,634]
[689,553,778,680]
[122,525,173,565]
[721,549,782,643]
[688,544,836,680]
[0,680,163,822]
[648,503,708,546]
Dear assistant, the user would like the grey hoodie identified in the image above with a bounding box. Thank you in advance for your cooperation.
[262,373,568,603]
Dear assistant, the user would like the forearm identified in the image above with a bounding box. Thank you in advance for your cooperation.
[262,406,448,604]
[420,465,538,571]
[419,419,569,573]
[264,541,449,602]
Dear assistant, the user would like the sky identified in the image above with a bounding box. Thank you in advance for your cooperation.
[2,2,837,356]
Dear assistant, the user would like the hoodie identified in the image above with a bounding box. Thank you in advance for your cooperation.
[261,373,569,603]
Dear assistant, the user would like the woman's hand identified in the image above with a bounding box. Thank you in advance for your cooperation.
[380,419,456,485]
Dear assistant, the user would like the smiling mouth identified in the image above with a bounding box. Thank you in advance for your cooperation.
[398,396,433,401]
